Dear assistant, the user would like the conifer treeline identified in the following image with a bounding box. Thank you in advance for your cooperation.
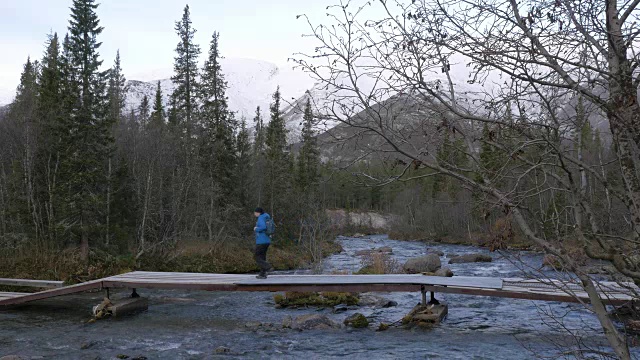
[0,1,321,258]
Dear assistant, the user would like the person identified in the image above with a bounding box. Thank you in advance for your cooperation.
[253,207,272,279]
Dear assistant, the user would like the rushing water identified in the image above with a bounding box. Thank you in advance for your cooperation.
[1,235,638,359]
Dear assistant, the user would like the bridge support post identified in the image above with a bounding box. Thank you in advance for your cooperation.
[421,286,427,306]
[429,291,440,305]
[105,287,110,299]
[131,288,140,298]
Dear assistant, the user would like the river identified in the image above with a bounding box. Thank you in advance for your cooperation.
[1,235,638,359]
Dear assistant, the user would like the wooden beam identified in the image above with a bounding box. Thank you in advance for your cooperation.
[0,278,64,288]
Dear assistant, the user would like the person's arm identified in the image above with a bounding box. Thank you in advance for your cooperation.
[255,216,267,233]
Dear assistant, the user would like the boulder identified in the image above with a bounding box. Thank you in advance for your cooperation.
[427,249,445,256]
[358,294,388,308]
[448,253,492,264]
[403,254,441,273]
[382,300,398,308]
[287,314,341,330]
[215,346,231,354]
[434,267,454,277]
[344,313,369,328]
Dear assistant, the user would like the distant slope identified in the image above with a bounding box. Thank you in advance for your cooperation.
[126,57,326,142]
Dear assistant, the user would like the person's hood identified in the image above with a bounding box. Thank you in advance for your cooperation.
[259,213,271,220]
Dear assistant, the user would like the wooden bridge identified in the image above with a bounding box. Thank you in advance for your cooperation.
[0,271,637,308]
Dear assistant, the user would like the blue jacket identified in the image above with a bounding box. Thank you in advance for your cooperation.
[255,213,272,244]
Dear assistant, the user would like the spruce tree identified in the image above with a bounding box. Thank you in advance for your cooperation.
[62,0,111,260]
[297,98,320,193]
[139,95,150,126]
[171,4,201,142]
[149,81,165,128]
[5,58,39,237]
[265,87,291,215]
[36,33,63,243]
[200,31,236,203]
[38,33,62,134]
[235,118,252,207]
[253,106,266,156]
[251,106,267,205]
[107,50,127,124]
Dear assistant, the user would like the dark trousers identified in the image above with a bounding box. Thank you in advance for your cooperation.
[254,244,271,274]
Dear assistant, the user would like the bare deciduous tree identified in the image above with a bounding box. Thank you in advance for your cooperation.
[294,0,640,357]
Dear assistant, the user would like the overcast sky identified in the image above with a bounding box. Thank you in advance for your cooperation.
[0,0,336,103]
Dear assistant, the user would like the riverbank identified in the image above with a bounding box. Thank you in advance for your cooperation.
[2,234,633,359]
[0,239,342,287]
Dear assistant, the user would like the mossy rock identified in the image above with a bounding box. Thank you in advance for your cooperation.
[344,313,369,328]
[274,291,359,308]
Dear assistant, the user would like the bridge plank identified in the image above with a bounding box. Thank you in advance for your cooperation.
[0,278,64,288]
[235,274,504,289]
[2,272,637,308]
[0,280,102,307]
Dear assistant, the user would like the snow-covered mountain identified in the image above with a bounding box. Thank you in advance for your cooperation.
[126,57,327,142]
[0,88,13,107]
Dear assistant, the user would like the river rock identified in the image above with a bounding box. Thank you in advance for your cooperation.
[403,254,441,273]
[448,253,492,264]
[358,294,386,307]
[344,313,369,328]
[333,303,358,313]
[382,300,398,308]
[427,249,445,256]
[355,246,393,256]
[215,346,231,354]
[287,314,341,330]
[245,321,263,330]
[435,267,454,277]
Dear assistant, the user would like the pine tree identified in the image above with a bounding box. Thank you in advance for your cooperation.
[171,4,201,142]
[62,0,111,260]
[107,50,127,125]
[149,81,165,128]
[297,98,320,193]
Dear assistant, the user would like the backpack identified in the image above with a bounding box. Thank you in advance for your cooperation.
[265,217,276,236]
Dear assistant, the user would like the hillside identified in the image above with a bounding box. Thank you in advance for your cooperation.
[126,58,327,142]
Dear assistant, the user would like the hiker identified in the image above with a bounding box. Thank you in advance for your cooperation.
[253,207,273,279]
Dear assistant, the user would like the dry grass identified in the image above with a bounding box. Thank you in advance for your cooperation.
[356,252,401,274]
[0,238,343,284]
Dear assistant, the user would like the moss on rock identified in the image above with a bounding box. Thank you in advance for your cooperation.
[274,291,359,308]
[344,313,369,328]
